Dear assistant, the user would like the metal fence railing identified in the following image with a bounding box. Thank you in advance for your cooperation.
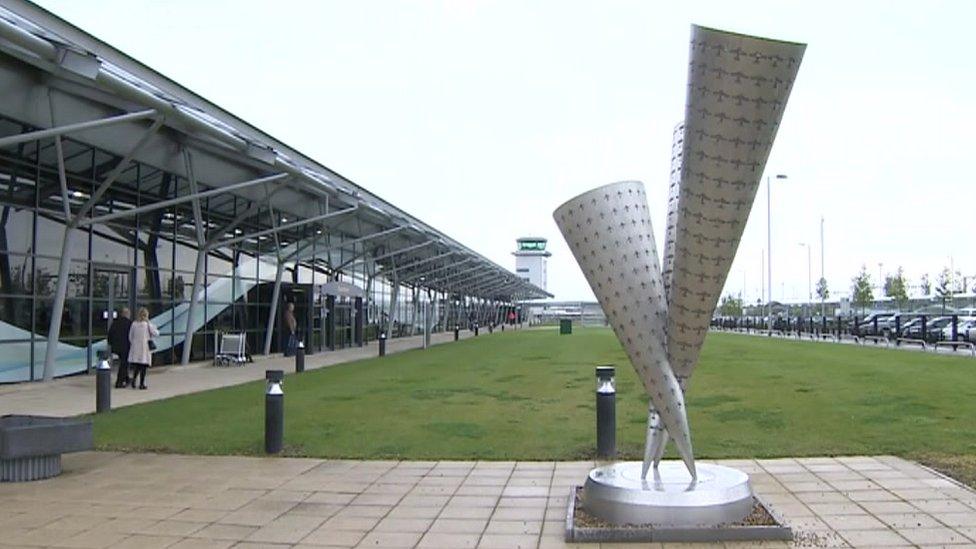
[710,313,976,357]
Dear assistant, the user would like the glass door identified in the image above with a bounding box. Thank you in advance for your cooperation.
[90,265,133,371]
[91,266,133,340]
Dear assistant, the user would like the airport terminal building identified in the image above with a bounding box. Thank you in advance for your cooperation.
[0,1,549,382]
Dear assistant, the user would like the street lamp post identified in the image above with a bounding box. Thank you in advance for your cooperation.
[820,216,825,317]
[799,242,812,317]
[767,173,788,336]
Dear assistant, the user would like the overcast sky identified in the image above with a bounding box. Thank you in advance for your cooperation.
[35,0,976,303]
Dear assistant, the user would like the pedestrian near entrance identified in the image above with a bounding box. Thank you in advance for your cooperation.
[128,307,158,390]
[283,302,298,357]
[108,307,132,388]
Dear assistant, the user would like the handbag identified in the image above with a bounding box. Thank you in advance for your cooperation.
[146,323,157,351]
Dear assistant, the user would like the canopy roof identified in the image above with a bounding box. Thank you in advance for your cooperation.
[0,0,551,300]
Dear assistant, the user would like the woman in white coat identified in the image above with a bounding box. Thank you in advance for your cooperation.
[128,307,159,389]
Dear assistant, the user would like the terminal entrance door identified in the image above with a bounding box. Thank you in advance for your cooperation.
[332,297,354,350]
[279,284,313,354]
[91,264,135,369]
[319,281,365,351]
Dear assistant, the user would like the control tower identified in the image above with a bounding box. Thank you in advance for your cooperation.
[513,237,551,292]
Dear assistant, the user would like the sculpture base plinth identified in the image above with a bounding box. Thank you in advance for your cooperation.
[581,461,753,527]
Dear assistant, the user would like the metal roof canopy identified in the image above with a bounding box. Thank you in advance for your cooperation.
[0,0,550,301]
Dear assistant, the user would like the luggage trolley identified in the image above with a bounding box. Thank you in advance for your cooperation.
[214,331,251,366]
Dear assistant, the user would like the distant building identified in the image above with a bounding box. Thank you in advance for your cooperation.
[526,301,606,326]
[513,237,551,293]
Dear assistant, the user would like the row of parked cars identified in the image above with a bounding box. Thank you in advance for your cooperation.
[855,309,976,344]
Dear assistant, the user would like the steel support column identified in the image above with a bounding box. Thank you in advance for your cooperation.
[181,248,206,364]
[43,227,73,381]
[181,150,207,365]
[409,287,419,336]
[386,269,399,340]
[263,261,285,355]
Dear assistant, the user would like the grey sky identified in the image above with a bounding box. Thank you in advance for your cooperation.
[35,0,975,303]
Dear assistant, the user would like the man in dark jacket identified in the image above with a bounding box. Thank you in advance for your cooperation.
[107,307,132,388]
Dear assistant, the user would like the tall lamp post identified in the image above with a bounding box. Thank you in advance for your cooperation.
[820,216,825,318]
[799,242,812,317]
[767,173,788,336]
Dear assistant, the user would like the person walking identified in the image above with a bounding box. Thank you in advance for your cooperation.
[108,307,132,388]
[283,301,297,356]
[128,307,158,390]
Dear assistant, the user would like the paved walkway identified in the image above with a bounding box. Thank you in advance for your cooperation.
[1,453,975,548]
[0,327,493,417]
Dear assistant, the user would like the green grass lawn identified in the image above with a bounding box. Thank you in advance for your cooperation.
[92,328,976,465]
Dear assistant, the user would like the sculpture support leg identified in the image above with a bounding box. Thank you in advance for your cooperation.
[641,404,665,478]
[642,406,672,477]
[653,429,670,467]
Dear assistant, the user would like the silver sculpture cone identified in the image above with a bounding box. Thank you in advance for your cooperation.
[647,26,806,470]
[667,25,806,382]
[554,181,695,477]
[660,122,685,297]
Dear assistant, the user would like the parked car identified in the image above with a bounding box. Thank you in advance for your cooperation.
[922,316,954,343]
[880,313,915,338]
[856,313,896,335]
[939,317,976,341]
[900,316,936,340]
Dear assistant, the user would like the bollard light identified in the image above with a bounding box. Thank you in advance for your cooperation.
[595,365,616,459]
[378,333,387,357]
[265,370,284,454]
[295,340,305,373]
[596,366,616,392]
[95,356,112,413]
[454,324,460,341]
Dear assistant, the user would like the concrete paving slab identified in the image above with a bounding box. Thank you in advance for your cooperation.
[1,452,975,548]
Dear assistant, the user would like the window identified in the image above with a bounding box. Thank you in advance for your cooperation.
[518,240,546,251]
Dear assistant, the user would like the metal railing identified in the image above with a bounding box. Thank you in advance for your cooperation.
[711,313,975,358]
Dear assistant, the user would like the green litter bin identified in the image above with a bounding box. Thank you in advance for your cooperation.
[559,319,572,335]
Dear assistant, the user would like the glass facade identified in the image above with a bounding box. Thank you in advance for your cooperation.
[0,115,452,383]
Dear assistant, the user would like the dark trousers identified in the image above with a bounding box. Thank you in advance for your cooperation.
[113,349,130,387]
[283,332,297,357]
[131,363,148,387]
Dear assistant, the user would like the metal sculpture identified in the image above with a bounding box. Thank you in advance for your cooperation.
[554,181,696,477]
[555,25,805,484]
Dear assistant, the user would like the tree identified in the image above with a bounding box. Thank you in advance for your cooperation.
[919,274,931,296]
[884,267,909,311]
[883,275,895,297]
[719,294,743,317]
[936,268,954,313]
[851,265,873,315]
[815,277,829,316]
